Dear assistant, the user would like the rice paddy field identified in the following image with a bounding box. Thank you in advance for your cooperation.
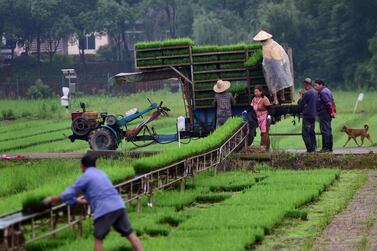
[0,89,376,154]
[1,89,377,250]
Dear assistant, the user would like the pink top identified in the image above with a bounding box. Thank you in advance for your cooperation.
[251,97,270,133]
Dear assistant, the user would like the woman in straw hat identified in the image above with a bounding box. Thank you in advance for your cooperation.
[212,80,236,127]
[253,30,294,105]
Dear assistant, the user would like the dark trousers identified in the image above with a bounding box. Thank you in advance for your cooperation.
[319,117,333,151]
[302,118,316,152]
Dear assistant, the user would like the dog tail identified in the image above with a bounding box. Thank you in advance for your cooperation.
[364,124,370,130]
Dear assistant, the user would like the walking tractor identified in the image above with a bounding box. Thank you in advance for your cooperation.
[69,38,301,150]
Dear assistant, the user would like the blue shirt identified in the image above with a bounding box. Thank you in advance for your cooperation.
[298,87,317,120]
[60,167,125,220]
[316,87,334,119]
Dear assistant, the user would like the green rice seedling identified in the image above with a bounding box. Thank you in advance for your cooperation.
[194,73,219,80]
[160,38,194,47]
[163,58,190,65]
[195,194,231,203]
[163,48,189,56]
[285,209,308,220]
[135,40,162,49]
[194,83,214,90]
[220,71,247,79]
[192,45,219,53]
[132,117,243,173]
[136,50,163,59]
[192,55,218,62]
[219,53,246,61]
[219,63,245,70]
[244,49,263,67]
[193,65,217,72]
[194,92,214,99]
[228,82,248,94]
[245,43,262,50]
[137,59,163,67]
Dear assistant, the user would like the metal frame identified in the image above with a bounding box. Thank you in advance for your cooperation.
[0,123,249,251]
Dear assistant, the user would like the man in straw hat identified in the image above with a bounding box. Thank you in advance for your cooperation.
[213,80,236,127]
[253,30,294,105]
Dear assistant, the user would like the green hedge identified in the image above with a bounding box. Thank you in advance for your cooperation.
[132,117,243,173]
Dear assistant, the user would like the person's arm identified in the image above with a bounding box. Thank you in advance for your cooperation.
[320,91,336,118]
[44,175,88,205]
[263,97,271,107]
[298,92,308,111]
[231,93,236,105]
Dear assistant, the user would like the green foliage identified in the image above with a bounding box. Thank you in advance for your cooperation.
[244,49,263,67]
[194,92,213,99]
[26,79,52,99]
[132,117,243,173]
[1,109,15,120]
[135,38,194,49]
[195,83,215,90]
[95,45,114,62]
[218,54,246,61]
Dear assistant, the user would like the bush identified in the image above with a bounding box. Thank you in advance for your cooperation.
[27,79,52,99]
[97,45,114,62]
[1,109,15,120]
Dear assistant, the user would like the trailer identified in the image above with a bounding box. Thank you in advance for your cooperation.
[69,38,300,150]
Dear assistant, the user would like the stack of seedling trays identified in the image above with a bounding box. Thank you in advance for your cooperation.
[192,44,262,108]
[135,38,194,69]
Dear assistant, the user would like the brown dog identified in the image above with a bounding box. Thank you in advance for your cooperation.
[341,124,373,147]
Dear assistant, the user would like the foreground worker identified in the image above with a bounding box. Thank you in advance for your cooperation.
[253,30,294,105]
[314,79,336,152]
[298,78,317,152]
[213,79,236,127]
[44,154,143,251]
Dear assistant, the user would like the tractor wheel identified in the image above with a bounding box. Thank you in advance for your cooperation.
[88,128,116,150]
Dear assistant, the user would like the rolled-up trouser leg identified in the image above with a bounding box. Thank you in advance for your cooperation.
[302,118,316,152]
[319,117,333,151]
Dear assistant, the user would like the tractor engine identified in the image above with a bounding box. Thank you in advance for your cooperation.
[69,111,107,142]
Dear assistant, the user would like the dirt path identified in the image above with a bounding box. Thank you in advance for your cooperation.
[314,170,377,251]
[282,146,377,155]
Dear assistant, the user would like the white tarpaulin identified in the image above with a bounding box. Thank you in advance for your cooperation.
[262,39,293,93]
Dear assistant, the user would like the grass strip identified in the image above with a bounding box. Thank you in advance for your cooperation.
[132,117,243,173]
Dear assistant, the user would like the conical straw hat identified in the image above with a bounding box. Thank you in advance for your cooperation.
[213,80,231,93]
[253,30,273,41]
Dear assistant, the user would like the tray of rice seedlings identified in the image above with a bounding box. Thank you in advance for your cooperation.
[132,117,243,173]
[163,58,190,65]
[137,59,163,67]
[219,63,245,70]
[192,45,219,53]
[136,50,163,59]
[194,92,214,99]
[218,53,246,61]
[228,82,248,95]
[193,55,219,63]
[244,49,263,68]
[194,73,220,81]
[220,71,247,79]
[194,82,214,90]
[193,65,217,72]
[135,38,194,50]
[163,48,190,56]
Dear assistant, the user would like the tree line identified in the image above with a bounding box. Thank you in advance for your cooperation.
[0,0,376,89]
